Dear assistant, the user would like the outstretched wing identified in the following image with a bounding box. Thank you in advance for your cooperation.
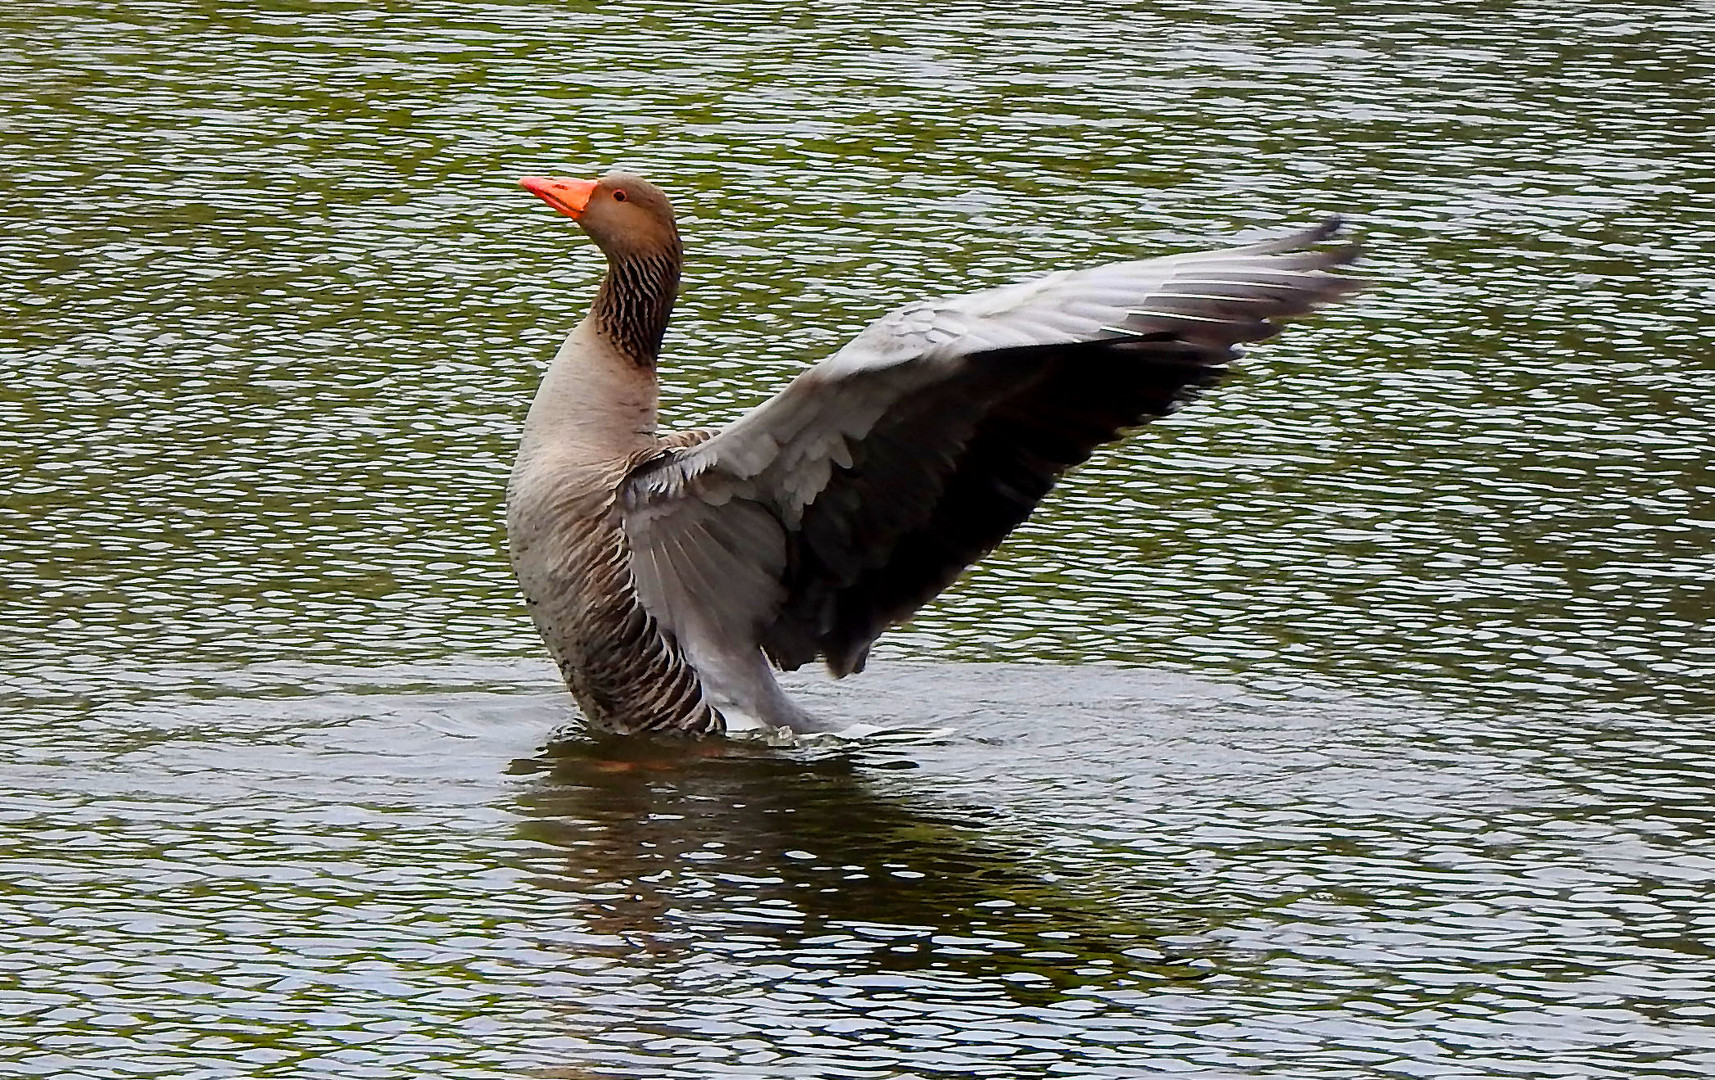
[622,218,1362,678]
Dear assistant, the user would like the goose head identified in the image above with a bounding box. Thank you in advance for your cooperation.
[519,170,680,261]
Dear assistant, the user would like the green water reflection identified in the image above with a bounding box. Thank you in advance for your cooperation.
[2,6,1714,1071]
[2,0,1712,715]
[517,737,1204,1004]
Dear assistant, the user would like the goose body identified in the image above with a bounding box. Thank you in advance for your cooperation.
[508,171,1360,736]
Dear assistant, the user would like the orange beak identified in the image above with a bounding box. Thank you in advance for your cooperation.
[520,176,598,220]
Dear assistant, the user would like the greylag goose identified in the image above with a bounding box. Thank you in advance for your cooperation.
[510,171,1360,736]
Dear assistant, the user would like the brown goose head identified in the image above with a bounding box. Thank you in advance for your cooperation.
[520,170,683,363]
[519,170,679,261]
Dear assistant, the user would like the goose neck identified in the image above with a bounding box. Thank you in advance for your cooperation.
[591,243,681,366]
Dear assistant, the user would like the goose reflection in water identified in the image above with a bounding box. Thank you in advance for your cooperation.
[505,735,1213,1005]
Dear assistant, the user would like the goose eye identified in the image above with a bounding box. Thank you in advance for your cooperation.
[612,189,628,202]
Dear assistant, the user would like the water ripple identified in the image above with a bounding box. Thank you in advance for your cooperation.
[2,0,1713,1075]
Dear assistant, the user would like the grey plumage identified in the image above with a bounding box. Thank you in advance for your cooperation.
[510,173,1361,735]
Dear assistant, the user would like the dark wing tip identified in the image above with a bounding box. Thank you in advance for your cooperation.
[1203,214,1358,261]
[1281,215,1356,257]
[1277,221,1363,287]
[1305,213,1343,243]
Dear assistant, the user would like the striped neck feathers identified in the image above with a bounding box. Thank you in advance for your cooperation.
[591,243,682,366]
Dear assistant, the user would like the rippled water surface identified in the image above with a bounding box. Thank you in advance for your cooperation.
[3,0,1713,1076]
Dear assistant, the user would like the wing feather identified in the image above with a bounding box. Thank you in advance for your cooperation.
[622,219,1362,677]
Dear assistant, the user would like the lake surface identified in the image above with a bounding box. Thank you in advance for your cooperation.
[2,0,1712,1076]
